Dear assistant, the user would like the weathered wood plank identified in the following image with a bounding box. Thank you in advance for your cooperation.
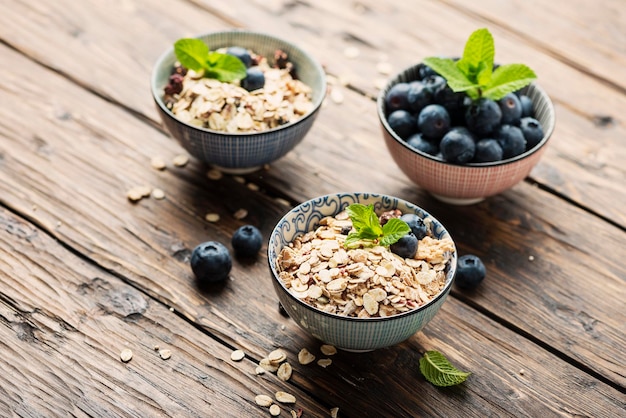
[1,30,625,396]
[0,208,332,417]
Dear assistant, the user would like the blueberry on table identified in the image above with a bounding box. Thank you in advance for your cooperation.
[406,133,439,156]
[385,82,411,112]
[473,138,503,163]
[390,232,418,259]
[226,46,252,67]
[407,81,433,114]
[465,98,502,137]
[497,93,522,126]
[241,67,265,91]
[191,241,232,282]
[519,95,534,118]
[231,225,263,258]
[455,255,486,289]
[519,117,544,150]
[494,124,526,159]
[418,104,451,140]
[387,109,416,139]
[400,213,428,240]
[440,127,476,164]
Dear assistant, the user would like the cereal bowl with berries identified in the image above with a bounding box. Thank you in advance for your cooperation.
[151,30,326,174]
[268,192,457,352]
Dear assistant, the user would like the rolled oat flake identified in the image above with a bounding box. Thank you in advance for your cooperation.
[120,348,133,363]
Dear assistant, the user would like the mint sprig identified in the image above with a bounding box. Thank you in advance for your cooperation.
[423,28,536,101]
[343,204,410,249]
[419,350,471,387]
[173,38,247,82]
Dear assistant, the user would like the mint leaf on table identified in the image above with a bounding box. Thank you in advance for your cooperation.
[173,38,247,83]
[343,204,410,249]
[419,350,471,387]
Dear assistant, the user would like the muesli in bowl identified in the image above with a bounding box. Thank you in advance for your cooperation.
[268,193,457,352]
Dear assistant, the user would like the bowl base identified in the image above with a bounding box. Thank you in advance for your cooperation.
[212,164,263,175]
[337,347,375,353]
[430,193,485,205]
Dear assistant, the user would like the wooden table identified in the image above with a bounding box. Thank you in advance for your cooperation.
[1,0,625,416]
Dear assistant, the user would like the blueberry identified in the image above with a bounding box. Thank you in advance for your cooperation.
[190,241,232,282]
[494,124,526,159]
[407,81,433,114]
[497,93,522,126]
[390,232,418,259]
[440,127,476,164]
[519,95,534,118]
[434,85,466,114]
[472,138,503,163]
[226,46,252,68]
[231,225,263,257]
[385,82,412,112]
[417,104,451,140]
[406,133,439,155]
[399,214,428,240]
[387,109,416,139]
[417,63,437,79]
[455,254,486,289]
[241,67,265,91]
[519,117,544,150]
[465,98,502,137]
[422,75,447,95]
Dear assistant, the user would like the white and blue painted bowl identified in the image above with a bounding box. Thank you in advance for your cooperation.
[268,192,457,352]
[151,30,326,174]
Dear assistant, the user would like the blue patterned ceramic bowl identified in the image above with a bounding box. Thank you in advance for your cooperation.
[151,30,326,174]
[268,192,457,352]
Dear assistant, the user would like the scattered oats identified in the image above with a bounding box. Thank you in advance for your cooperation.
[376,61,393,75]
[233,176,246,184]
[56,221,62,228]
[233,208,248,220]
[320,344,337,356]
[275,391,296,404]
[330,89,344,104]
[151,156,167,170]
[269,404,281,416]
[298,348,316,365]
[277,362,293,381]
[290,410,298,418]
[153,345,160,351]
[32,205,38,211]
[255,394,273,407]
[280,325,286,331]
[330,407,339,418]
[255,365,266,375]
[259,358,279,373]
[152,188,165,200]
[268,349,287,364]
[263,164,271,171]
[374,78,388,90]
[120,348,133,363]
[317,358,332,368]
[172,154,189,167]
[275,197,291,207]
[338,74,351,86]
[343,46,360,59]
[207,168,223,180]
[159,349,172,360]
[169,307,174,312]
[247,182,260,191]
[231,349,245,362]
[137,185,152,197]
[205,213,220,223]
[126,187,144,202]
[528,255,535,261]
[519,369,525,375]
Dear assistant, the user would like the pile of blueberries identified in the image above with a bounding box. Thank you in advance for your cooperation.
[385,63,544,164]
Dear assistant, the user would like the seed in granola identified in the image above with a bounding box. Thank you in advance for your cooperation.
[120,348,133,363]
[297,348,316,365]
[159,349,172,360]
[320,344,337,356]
[207,168,223,180]
[277,362,293,381]
[275,391,296,404]
[151,156,167,170]
[268,349,287,364]
[205,213,220,223]
[255,394,273,407]
[269,404,281,416]
[317,358,332,368]
[231,349,245,362]
[152,188,165,200]
[233,208,248,220]
[172,154,189,167]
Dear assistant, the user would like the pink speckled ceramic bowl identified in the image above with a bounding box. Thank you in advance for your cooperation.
[378,64,555,205]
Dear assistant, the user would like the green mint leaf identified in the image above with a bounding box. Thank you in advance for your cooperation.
[461,28,495,72]
[174,38,210,72]
[422,57,480,93]
[204,52,247,82]
[380,219,411,247]
[419,351,471,387]
[345,204,382,236]
[481,63,537,100]
[344,233,365,249]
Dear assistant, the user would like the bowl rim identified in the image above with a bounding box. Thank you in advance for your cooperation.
[376,64,555,168]
[267,192,457,323]
[150,29,327,137]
